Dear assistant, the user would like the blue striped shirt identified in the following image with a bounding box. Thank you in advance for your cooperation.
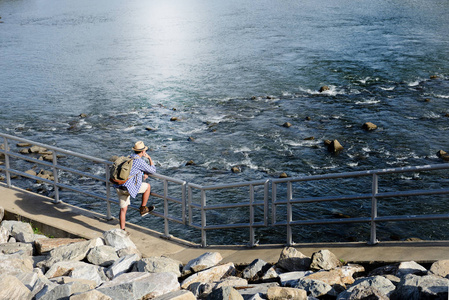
[115,154,157,198]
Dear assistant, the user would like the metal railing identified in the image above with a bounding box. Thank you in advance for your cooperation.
[1,132,449,247]
[272,164,449,246]
[187,180,269,247]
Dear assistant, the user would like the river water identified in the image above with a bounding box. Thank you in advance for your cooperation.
[1,0,449,245]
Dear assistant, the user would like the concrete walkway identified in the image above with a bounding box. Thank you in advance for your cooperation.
[1,183,449,265]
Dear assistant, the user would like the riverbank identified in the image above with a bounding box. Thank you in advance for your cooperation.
[1,213,449,299]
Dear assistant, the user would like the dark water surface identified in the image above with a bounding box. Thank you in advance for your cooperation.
[1,0,449,245]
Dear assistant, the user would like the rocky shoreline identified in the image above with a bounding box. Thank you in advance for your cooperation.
[1,208,449,299]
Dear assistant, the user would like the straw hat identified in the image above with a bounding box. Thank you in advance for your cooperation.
[132,141,148,152]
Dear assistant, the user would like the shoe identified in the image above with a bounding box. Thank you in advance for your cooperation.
[121,229,130,237]
[140,205,155,216]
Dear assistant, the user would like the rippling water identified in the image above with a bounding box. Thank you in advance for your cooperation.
[1,0,449,244]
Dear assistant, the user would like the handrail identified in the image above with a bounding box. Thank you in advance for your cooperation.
[1,132,449,247]
[272,164,449,245]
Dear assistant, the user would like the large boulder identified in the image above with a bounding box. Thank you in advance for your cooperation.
[0,242,34,256]
[294,277,337,298]
[41,239,99,268]
[86,245,119,267]
[134,256,182,277]
[0,252,34,276]
[35,238,87,255]
[276,247,311,272]
[362,122,378,131]
[429,260,449,278]
[266,286,307,300]
[392,274,449,299]
[242,259,272,281]
[309,249,343,270]
[206,286,243,300]
[396,261,427,277]
[105,253,140,280]
[181,262,236,289]
[45,261,104,286]
[0,274,33,300]
[338,276,396,299]
[182,252,223,275]
[1,220,34,243]
[326,139,344,153]
[103,229,137,251]
[97,272,180,300]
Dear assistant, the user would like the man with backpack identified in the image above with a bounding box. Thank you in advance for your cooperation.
[113,141,157,232]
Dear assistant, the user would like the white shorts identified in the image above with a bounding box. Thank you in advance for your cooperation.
[116,182,149,208]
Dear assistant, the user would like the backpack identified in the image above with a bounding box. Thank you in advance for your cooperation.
[109,156,136,184]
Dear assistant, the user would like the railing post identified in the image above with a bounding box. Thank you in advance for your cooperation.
[249,184,255,247]
[163,179,170,238]
[264,180,269,226]
[3,137,11,188]
[182,182,186,224]
[271,181,277,225]
[287,181,293,246]
[370,173,379,245]
[200,189,207,247]
[51,150,60,203]
[105,163,112,220]
[188,185,193,225]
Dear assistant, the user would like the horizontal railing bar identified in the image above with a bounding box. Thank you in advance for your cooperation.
[150,193,183,205]
[0,133,110,164]
[274,217,371,226]
[272,164,449,184]
[149,173,186,185]
[274,193,371,205]
[187,179,268,191]
[2,150,107,183]
[273,188,449,206]
[375,214,449,222]
[189,222,266,230]
[200,201,267,210]
[376,188,449,199]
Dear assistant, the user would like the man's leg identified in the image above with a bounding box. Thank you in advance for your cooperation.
[138,183,154,216]
[141,183,151,207]
[116,189,131,230]
[119,206,128,230]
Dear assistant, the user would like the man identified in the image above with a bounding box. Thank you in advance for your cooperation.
[115,141,157,231]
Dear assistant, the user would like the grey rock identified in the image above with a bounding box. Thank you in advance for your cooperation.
[429,259,449,278]
[0,251,34,275]
[0,274,33,300]
[207,286,244,300]
[152,290,196,300]
[43,239,98,268]
[102,229,137,251]
[0,225,9,243]
[39,281,93,300]
[1,220,34,242]
[116,246,141,258]
[183,251,223,275]
[276,247,311,272]
[70,289,113,300]
[396,261,427,277]
[236,282,279,299]
[338,276,396,299]
[0,241,34,255]
[86,245,119,267]
[181,262,236,289]
[310,249,343,270]
[105,253,139,279]
[392,274,449,300]
[279,271,313,287]
[134,256,182,277]
[0,206,4,222]
[294,277,336,298]
[45,261,104,286]
[242,259,271,281]
[97,271,179,300]
[201,276,248,297]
